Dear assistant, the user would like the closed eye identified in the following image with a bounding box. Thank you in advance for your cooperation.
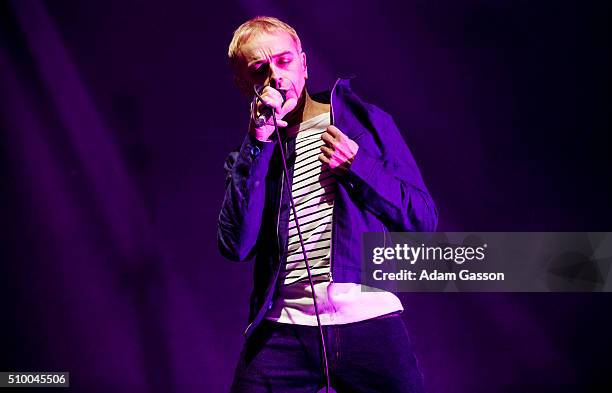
[277,56,293,66]
[250,62,269,75]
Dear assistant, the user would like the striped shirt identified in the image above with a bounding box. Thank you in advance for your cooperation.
[266,112,403,325]
[281,113,336,286]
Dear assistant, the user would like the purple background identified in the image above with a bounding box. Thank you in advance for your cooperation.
[1,1,611,392]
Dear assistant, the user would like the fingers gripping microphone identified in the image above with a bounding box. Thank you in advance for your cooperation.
[252,85,287,127]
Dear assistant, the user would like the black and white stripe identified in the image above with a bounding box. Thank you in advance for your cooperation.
[281,114,336,286]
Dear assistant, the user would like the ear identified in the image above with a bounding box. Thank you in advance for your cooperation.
[301,51,308,79]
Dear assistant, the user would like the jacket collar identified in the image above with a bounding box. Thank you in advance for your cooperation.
[310,76,355,104]
[310,75,366,140]
[311,76,367,141]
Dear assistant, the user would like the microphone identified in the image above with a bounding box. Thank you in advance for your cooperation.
[251,83,331,393]
[253,85,287,127]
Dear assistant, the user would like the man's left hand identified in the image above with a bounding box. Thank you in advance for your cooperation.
[319,125,359,175]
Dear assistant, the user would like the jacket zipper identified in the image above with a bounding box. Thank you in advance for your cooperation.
[328,79,340,282]
[243,140,287,338]
[277,141,286,274]
[329,211,335,282]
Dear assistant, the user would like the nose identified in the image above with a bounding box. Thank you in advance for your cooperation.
[266,64,283,89]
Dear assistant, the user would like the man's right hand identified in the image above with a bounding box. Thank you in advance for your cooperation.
[250,86,297,142]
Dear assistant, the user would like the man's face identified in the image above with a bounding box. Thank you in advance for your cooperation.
[236,31,307,102]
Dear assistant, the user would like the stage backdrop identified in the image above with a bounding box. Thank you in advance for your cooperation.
[1,1,610,392]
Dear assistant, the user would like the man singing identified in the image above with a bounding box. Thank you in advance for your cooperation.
[218,16,437,393]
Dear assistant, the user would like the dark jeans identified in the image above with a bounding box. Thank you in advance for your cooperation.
[229,314,425,393]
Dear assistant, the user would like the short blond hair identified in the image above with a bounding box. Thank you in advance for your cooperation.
[228,16,302,68]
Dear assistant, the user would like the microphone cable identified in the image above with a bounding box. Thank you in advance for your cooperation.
[252,86,332,393]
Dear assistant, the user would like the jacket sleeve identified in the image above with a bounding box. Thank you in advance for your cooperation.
[217,134,276,261]
[343,110,438,232]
